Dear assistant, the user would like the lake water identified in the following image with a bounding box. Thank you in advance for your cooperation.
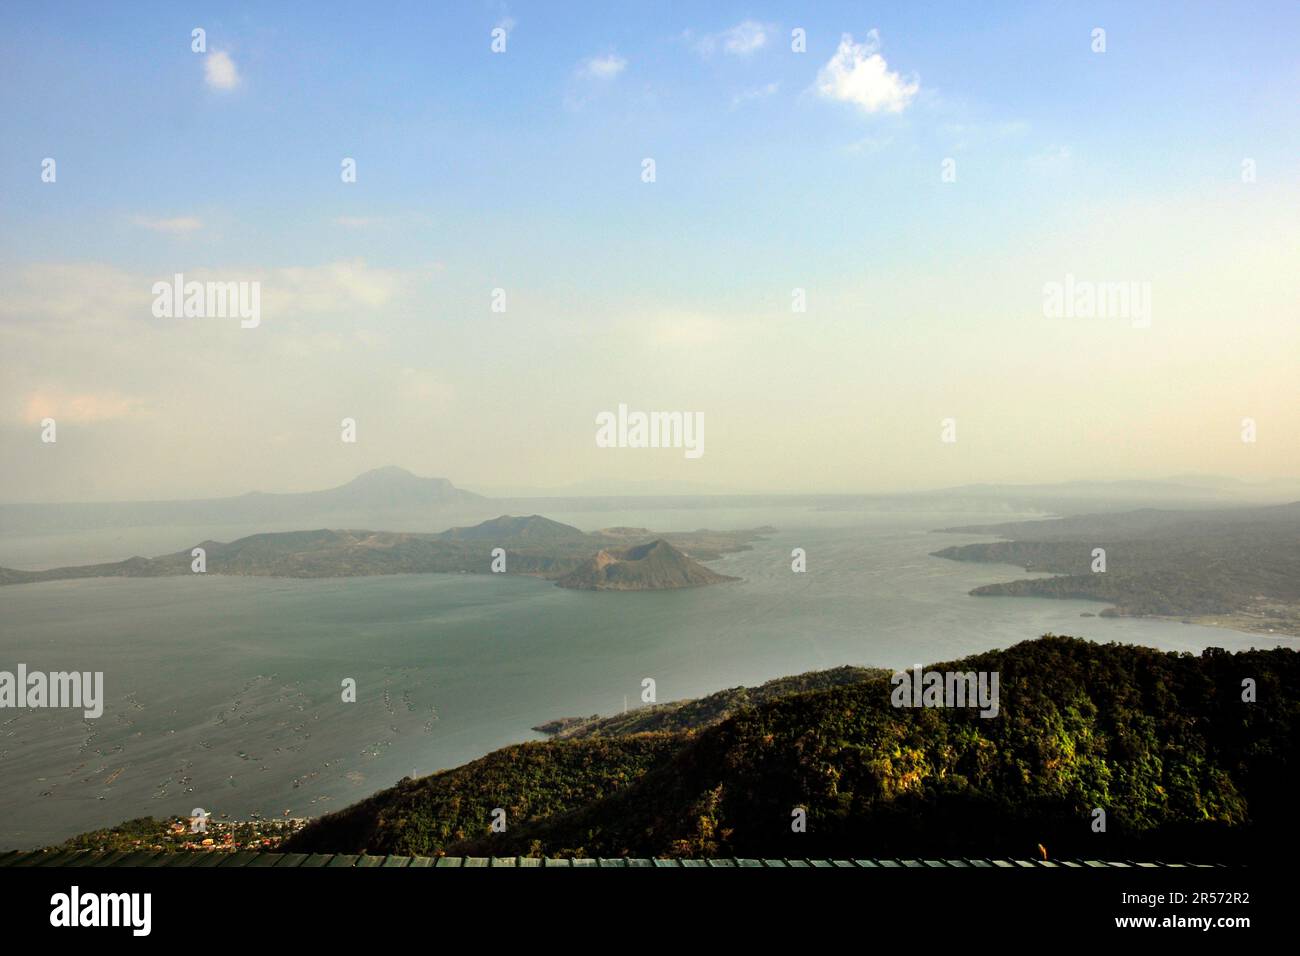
[0,506,1287,848]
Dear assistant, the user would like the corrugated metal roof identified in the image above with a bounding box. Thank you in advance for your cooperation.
[0,850,1225,868]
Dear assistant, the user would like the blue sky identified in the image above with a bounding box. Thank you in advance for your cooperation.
[5,2,1296,275]
[1,2,1297,499]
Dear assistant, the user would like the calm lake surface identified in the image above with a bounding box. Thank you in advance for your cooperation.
[0,506,1286,848]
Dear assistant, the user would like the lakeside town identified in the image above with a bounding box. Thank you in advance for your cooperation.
[42,813,311,855]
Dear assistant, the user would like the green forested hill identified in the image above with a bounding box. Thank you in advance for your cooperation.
[283,636,1299,862]
[533,664,886,739]
[283,735,681,856]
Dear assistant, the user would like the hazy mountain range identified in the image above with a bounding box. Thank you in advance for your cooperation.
[0,466,484,534]
[5,466,1299,537]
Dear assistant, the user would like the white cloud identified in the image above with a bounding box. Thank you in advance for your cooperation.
[567,53,627,107]
[22,389,141,425]
[0,259,411,337]
[690,20,774,56]
[204,50,240,91]
[577,53,626,80]
[723,20,770,54]
[0,258,428,435]
[722,20,769,54]
[266,259,406,314]
[0,263,144,331]
[133,216,202,234]
[816,31,918,115]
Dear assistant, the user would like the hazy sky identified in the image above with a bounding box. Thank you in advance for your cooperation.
[2,1,1297,502]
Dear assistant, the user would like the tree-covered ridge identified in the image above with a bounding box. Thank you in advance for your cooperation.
[534,665,887,739]
[931,502,1300,635]
[284,735,681,857]
[284,637,1299,862]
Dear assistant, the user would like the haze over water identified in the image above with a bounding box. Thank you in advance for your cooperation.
[0,505,1281,849]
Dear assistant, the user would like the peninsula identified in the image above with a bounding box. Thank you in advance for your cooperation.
[931,502,1300,636]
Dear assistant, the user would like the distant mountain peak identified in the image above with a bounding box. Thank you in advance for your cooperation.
[355,465,417,478]
[312,467,482,505]
[344,466,446,487]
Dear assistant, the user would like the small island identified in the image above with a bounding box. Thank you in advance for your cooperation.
[557,539,739,590]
